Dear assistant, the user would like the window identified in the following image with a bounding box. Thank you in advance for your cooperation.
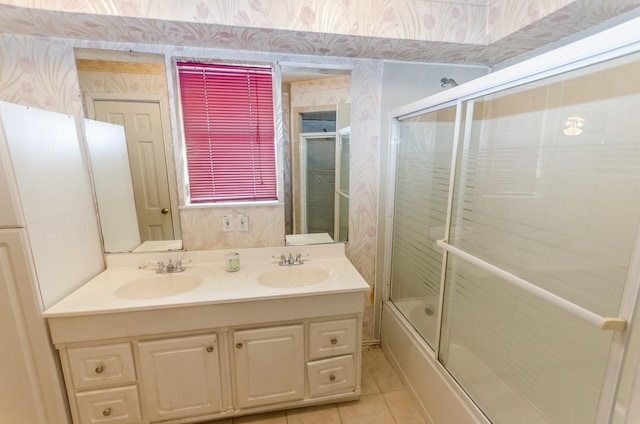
[177,61,277,203]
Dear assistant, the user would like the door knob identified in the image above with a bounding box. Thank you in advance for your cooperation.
[161,208,169,214]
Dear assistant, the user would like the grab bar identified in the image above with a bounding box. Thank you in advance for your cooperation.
[436,240,627,331]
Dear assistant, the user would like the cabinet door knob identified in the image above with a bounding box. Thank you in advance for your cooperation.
[236,343,243,349]
[206,345,214,353]
[95,365,105,374]
[102,408,111,417]
[330,338,338,345]
[329,374,336,382]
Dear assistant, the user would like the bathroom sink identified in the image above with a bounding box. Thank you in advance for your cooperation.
[114,274,202,299]
[258,265,333,288]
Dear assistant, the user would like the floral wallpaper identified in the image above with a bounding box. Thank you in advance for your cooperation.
[0,1,638,66]
[0,30,380,340]
[0,1,638,343]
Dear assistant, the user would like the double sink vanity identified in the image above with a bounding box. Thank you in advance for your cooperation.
[44,243,369,424]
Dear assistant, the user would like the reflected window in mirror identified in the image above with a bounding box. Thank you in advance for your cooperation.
[177,61,277,204]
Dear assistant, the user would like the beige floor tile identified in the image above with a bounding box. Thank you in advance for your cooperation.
[361,364,381,395]
[362,348,404,393]
[362,347,388,371]
[338,394,396,424]
[232,410,287,424]
[286,404,341,424]
[384,390,427,424]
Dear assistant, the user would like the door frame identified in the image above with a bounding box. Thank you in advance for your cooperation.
[84,92,181,241]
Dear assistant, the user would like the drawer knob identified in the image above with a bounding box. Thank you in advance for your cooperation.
[95,365,105,374]
[236,343,243,349]
[329,374,336,382]
[102,408,111,417]
[330,338,338,345]
[207,345,214,353]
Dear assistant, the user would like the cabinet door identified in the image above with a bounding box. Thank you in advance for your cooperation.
[233,325,304,409]
[138,334,223,422]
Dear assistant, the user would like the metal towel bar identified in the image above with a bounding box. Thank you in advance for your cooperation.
[436,240,627,331]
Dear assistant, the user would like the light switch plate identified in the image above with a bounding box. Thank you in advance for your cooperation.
[222,215,234,232]
[238,214,249,232]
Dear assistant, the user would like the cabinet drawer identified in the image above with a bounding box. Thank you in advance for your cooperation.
[76,385,141,424]
[68,343,136,390]
[309,319,356,360]
[307,355,355,397]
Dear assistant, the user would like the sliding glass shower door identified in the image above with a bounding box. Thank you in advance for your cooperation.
[389,105,459,348]
[389,50,640,423]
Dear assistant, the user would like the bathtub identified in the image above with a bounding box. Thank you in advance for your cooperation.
[382,299,626,424]
[382,300,556,423]
[392,298,438,347]
[381,300,489,424]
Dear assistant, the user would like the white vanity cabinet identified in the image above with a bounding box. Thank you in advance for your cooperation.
[138,334,224,422]
[47,283,367,423]
[62,343,141,424]
[233,325,305,409]
[306,319,357,397]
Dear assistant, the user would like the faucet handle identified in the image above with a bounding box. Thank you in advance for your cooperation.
[292,253,309,265]
[272,254,289,266]
[175,258,190,271]
[152,260,167,273]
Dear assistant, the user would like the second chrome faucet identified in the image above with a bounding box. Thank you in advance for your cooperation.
[276,253,307,266]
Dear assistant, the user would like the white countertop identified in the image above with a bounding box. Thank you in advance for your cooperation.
[132,239,183,252]
[285,233,334,245]
[43,243,370,318]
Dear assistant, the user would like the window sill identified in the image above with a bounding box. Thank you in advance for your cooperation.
[179,201,283,210]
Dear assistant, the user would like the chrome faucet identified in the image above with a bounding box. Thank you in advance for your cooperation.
[156,259,186,274]
[276,253,306,266]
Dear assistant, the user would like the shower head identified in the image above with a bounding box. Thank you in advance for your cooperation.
[440,77,458,87]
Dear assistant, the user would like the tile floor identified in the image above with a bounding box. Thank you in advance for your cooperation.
[228,346,427,424]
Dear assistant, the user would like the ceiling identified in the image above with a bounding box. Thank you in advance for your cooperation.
[1,1,640,67]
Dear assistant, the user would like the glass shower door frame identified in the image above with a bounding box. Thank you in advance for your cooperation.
[383,98,463,355]
[384,39,640,423]
[298,131,337,236]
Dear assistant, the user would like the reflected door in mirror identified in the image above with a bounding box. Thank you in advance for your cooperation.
[93,100,174,242]
[300,133,336,236]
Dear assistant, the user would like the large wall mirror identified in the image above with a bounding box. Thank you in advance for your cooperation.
[280,65,351,246]
[75,48,182,254]
[75,48,350,254]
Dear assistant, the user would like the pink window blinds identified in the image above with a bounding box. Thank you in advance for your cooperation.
[177,61,277,203]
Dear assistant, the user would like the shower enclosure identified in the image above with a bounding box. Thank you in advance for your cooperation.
[382,20,640,424]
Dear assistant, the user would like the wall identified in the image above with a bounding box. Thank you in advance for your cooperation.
[0,31,382,341]
[2,0,592,49]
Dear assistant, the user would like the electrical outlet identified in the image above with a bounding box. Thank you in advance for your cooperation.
[222,215,234,232]
[238,214,249,232]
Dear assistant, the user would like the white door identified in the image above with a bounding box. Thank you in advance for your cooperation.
[93,100,173,242]
[233,325,304,409]
[138,334,224,422]
[0,229,69,423]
